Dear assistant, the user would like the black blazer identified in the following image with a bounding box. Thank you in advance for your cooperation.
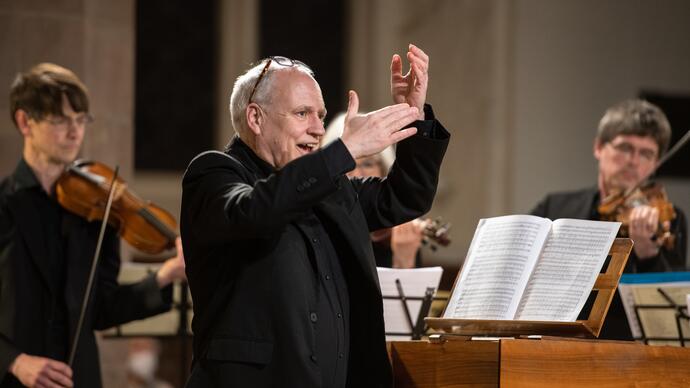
[0,160,173,388]
[181,114,449,388]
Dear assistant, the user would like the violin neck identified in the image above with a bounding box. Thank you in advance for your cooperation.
[138,207,178,243]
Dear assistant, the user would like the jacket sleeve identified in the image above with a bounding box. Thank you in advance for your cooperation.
[0,199,20,381]
[181,140,355,244]
[90,228,173,330]
[351,104,450,231]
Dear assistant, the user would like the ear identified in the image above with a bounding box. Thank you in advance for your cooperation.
[245,103,264,136]
[14,109,32,138]
[593,138,604,161]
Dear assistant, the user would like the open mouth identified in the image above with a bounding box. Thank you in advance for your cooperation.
[297,143,317,153]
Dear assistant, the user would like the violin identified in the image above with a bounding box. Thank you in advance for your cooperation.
[371,217,452,251]
[55,160,178,254]
[598,181,676,249]
[422,217,451,250]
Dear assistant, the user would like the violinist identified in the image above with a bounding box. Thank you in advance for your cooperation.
[531,99,687,340]
[0,63,186,388]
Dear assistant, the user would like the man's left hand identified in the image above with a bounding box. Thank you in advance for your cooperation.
[391,44,429,121]
[629,205,661,259]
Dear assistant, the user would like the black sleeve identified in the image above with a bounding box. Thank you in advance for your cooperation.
[0,210,20,382]
[182,141,356,245]
[352,104,451,231]
[91,227,172,330]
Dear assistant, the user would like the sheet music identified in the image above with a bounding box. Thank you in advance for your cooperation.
[377,266,443,341]
[515,219,620,321]
[444,215,551,320]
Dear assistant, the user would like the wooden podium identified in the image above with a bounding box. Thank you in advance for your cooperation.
[390,238,690,386]
[390,337,690,387]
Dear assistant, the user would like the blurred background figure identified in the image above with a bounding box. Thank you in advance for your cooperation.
[323,113,429,268]
[127,338,172,388]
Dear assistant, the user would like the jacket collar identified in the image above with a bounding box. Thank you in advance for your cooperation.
[226,135,275,179]
[11,157,42,193]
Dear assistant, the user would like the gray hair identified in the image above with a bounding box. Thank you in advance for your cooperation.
[596,99,672,156]
[229,58,314,139]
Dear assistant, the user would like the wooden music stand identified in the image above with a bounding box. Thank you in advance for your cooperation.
[425,238,633,338]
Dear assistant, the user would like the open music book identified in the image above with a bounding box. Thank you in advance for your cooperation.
[444,215,621,322]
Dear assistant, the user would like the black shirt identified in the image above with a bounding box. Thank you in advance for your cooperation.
[12,159,70,360]
[239,139,354,387]
[297,213,350,388]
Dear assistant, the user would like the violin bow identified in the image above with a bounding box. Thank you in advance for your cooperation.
[655,129,690,172]
[67,166,120,367]
[618,129,690,199]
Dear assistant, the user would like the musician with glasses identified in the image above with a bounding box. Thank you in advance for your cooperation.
[181,44,449,388]
[531,99,687,340]
[0,63,186,388]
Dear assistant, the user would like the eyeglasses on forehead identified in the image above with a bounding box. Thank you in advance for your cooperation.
[248,56,311,103]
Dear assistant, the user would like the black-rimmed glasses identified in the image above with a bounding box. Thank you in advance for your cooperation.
[247,56,309,103]
[44,113,94,130]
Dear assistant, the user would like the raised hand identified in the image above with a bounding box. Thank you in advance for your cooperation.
[10,353,73,388]
[340,90,418,160]
[391,44,429,120]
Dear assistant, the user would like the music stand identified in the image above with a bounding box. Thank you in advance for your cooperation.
[378,267,444,340]
[621,279,690,346]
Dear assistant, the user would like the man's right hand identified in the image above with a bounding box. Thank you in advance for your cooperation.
[340,90,419,160]
[10,353,73,388]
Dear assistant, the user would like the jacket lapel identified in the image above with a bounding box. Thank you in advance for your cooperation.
[7,193,56,294]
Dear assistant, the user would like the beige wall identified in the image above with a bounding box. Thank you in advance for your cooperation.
[0,0,135,180]
[3,0,689,270]
[348,0,515,266]
[511,0,690,267]
[512,0,690,215]
[348,0,690,267]
[0,1,135,386]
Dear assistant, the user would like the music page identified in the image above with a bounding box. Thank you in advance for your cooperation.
[377,266,443,341]
[515,219,620,321]
[444,215,551,320]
